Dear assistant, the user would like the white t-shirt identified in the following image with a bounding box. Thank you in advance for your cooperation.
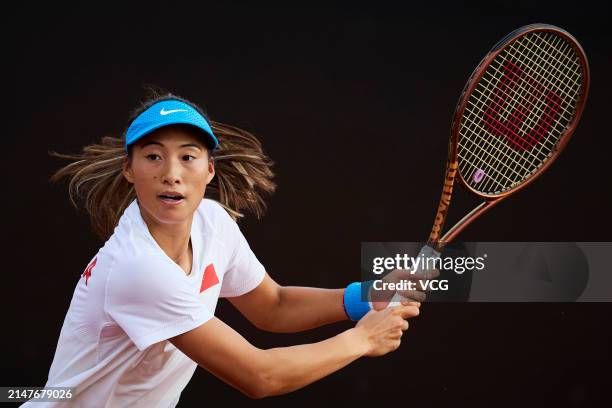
[22,198,266,407]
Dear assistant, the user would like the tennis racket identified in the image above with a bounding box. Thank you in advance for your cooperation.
[388,24,590,305]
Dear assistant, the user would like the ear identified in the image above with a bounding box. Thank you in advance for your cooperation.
[205,157,215,185]
[122,157,135,184]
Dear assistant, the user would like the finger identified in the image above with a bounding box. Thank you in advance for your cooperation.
[392,305,420,319]
[401,320,410,331]
[396,290,426,302]
[370,287,397,303]
[400,299,421,307]
[389,330,402,340]
[371,301,390,311]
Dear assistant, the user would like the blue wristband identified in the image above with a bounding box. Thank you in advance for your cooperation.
[343,281,374,321]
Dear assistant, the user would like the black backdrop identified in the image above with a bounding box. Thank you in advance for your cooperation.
[4,2,612,407]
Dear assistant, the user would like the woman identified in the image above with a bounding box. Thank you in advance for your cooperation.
[25,90,421,407]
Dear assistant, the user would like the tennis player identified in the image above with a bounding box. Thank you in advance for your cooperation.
[23,90,421,407]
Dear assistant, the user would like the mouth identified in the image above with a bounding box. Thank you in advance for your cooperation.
[158,192,185,205]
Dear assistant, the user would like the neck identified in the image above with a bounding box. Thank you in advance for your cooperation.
[139,205,193,265]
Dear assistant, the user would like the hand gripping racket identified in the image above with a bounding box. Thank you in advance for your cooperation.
[388,24,590,305]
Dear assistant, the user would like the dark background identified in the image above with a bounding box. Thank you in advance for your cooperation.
[4,1,612,407]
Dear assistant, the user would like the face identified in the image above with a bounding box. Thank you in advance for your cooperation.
[122,125,215,227]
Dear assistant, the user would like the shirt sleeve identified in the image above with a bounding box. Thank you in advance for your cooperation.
[105,255,213,351]
[219,217,266,298]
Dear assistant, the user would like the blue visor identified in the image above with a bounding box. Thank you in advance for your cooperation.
[125,99,219,152]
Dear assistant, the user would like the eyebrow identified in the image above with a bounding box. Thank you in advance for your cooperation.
[141,141,203,150]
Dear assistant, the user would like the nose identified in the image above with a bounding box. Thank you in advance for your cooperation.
[160,156,182,185]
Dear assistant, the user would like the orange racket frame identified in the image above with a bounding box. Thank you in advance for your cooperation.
[427,24,590,251]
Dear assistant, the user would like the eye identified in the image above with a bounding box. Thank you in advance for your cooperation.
[146,154,161,161]
[183,155,196,161]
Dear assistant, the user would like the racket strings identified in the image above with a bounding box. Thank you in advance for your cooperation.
[467,33,579,189]
[457,30,584,194]
[498,35,581,144]
[468,34,578,172]
[481,55,571,150]
[461,32,582,193]
[468,32,580,191]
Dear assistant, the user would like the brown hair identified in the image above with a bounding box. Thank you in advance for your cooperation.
[49,87,276,241]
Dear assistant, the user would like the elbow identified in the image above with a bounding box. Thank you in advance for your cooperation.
[243,388,266,400]
[253,321,288,334]
[242,368,282,399]
[252,318,274,333]
[253,314,290,333]
[244,387,268,400]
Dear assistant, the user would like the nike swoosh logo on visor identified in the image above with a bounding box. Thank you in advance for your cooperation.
[160,108,188,115]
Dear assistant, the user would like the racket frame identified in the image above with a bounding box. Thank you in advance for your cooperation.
[428,24,590,250]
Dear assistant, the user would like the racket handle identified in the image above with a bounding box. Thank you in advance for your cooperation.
[386,245,441,308]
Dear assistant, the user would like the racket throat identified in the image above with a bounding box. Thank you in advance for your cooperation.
[442,199,502,244]
[428,160,459,250]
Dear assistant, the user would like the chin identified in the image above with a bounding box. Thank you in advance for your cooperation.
[144,197,196,225]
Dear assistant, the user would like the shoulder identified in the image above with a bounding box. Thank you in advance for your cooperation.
[198,198,235,222]
[196,199,240,233]
[104,199,156,255]
[194,199,246,257]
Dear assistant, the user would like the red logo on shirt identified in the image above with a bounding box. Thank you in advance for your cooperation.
[200,263,219,293]
[82,257,97,286]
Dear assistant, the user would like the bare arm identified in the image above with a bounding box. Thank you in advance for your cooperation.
[227,273,348,332]
[170,304,419,398]
[229,271,436,332]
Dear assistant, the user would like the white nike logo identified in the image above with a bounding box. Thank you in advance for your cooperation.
[160,108,188,115]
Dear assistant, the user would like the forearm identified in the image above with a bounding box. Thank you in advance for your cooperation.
[170,316,369,399]
[266,286,348,332]
[257,327,367,396]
